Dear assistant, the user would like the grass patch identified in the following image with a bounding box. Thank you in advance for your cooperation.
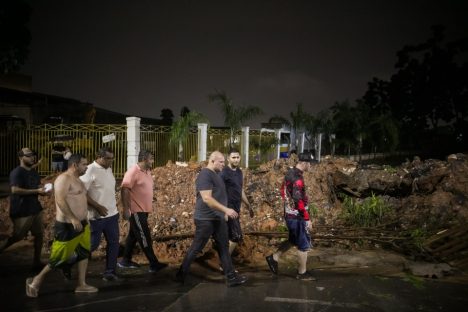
[341,193,391,227]
[403,274,425,290]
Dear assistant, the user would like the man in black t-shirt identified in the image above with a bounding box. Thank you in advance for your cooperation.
[0,148,50,270]
[51,144,65,172]
[220,148,253,255]
[176,151,248,287]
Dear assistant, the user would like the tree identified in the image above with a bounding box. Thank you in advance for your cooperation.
[0,0,31,73]
[160,108,174,125]
[303,109,335,156]
[180,106,190,118]
[330,100,360,156]
[209,90,263,146]
[268,103,311,152]
[381,25,468,151]
[170,111,208,161]
[289,103,310,152]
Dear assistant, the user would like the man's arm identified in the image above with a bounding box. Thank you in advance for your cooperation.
[241,190,254,217]
[11,186,47,196]
[86,195,108,217]
[199,190,238,219]
[121,186,132,220]
[79,168,108,217]
[54,175,82,231]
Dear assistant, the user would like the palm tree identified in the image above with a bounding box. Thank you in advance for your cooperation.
[209,90,263,147]
[170,111,208,161]
[268,103,310,152]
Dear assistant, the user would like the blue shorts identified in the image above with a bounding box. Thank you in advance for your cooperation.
[286,218,312,251]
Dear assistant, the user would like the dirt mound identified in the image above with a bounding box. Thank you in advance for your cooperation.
[1,153,467,266]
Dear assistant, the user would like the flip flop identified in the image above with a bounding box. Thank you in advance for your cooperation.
[26,278,39,298]
[75,285,98,293]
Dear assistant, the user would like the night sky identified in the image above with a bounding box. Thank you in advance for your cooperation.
[22,0,468,127]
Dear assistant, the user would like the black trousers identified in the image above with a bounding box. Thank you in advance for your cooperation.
[180,219,234,276]
[122,212,159,266]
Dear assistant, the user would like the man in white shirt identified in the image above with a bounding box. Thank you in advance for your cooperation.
[80,146,119,281]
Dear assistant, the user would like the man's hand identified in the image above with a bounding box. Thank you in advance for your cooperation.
[306,220,312,230]
[96,205,108,217]
[37,187,48,196]
[71,218,83,232]
[225,208,238,219]
[123,209,131,220]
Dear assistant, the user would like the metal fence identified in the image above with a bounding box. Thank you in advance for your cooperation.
[0,124,128,177]
[0,123,277,178]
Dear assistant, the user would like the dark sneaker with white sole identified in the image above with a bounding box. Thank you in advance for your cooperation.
[296,271,317,281]
[102,272,120,282]
[227,273,248,287]
[266,255,278,274]
[117,260,140,269]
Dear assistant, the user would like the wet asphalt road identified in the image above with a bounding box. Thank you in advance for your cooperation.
[1,242,468,312]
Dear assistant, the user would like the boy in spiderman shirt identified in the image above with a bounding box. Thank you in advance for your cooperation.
[266,152,317,281]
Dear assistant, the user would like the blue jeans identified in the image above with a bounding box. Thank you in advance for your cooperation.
[180,219,234,276]
[90,213,120,274]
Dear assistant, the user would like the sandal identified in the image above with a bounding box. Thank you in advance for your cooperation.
[26,278,39,298]
[75,285,98,293]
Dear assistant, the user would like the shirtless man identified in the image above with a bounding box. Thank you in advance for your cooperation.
[26,154,99,297]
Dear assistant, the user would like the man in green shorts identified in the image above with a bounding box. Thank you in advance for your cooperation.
[26,154,99,297]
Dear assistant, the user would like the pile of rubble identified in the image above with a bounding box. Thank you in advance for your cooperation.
[1,153,467,268]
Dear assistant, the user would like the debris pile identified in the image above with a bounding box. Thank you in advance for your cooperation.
[1,153,467,268]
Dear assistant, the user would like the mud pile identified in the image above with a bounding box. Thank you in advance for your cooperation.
[1,153,467,265]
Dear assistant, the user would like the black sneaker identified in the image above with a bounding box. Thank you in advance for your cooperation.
[296,271,317,281]
[102,272,119,282]
[149,262,168,273]
[266,255,278,274]
[226,273,248,287]
[117,260,140,269]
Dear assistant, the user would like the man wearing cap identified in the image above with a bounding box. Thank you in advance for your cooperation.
[266,152,317,281]
[0,148,50,270]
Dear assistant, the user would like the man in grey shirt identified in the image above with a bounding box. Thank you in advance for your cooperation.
[176,151,247,287]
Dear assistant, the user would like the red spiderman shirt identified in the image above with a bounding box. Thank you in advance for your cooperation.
[281,167,309,221]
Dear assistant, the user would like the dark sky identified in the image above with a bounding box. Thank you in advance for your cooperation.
[23,0,468,127]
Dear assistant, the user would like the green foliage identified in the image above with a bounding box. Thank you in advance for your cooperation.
[308,203,319,218]
[277,224,288,232]
[250,135,279,162]
[341,193,390,227]
[403,274,425,290]
[170,111,208,160]
[209,90,263,146]
[410,228,428,250]
[382,165,397,174]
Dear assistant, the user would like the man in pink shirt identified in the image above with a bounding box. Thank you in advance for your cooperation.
[118,150,167,273]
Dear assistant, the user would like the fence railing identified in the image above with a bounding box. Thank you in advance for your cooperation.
[0,123,278,178]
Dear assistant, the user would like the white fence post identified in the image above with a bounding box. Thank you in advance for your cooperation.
[197,123,207,162]
[126,116,140,170]
[299,132,305,153]
[241,126,249,168]
[275,129,281,159]
[316,132,322,162]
